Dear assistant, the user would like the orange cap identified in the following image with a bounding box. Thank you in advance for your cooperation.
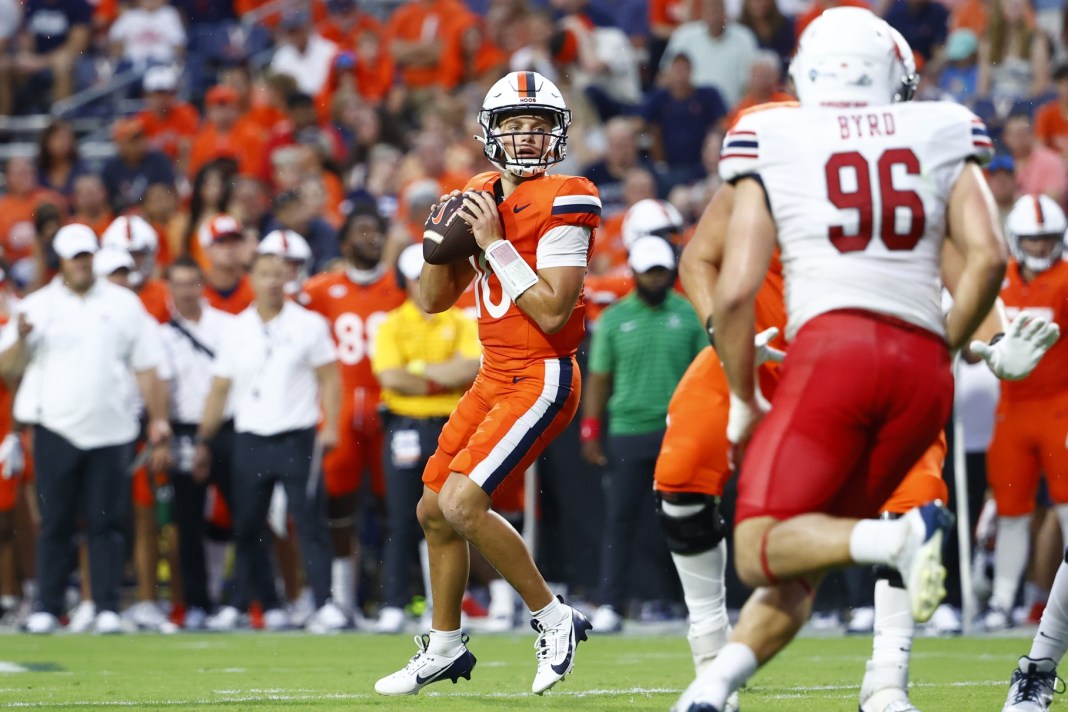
[205,85,240,107]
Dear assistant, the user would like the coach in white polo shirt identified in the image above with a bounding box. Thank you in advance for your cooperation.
[193,252,346,631]
[0,224,171,635]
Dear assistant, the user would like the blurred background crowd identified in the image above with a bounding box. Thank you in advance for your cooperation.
[0,0,1064,635]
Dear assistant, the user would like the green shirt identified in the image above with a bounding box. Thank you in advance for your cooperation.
[589,291,706,436]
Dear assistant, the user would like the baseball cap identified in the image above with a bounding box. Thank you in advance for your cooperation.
[112,116,145,142]
[988,154,1015,174]
[143,65,179,93]
[53,224,100,260]
[198,214,243,248]
[628,236,676,273]
[205,85,239,107]
[397,244,424,282]
[93,247,135,277]
[944,29,978,62]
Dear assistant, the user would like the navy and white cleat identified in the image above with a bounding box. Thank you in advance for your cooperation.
[1002,656,1064,711]
[893,501,953,623]
[531,596,592,694]
[374,633,476,695]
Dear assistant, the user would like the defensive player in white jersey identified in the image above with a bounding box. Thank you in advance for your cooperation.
[674,9,1007,712]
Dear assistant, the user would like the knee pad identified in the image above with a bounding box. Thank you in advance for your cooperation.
[655,492,726,555]
[873,511,905,588]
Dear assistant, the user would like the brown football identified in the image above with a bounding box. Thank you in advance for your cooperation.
[423,193,480,265]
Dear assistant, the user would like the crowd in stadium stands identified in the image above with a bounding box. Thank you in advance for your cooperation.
[0,0,1065,634]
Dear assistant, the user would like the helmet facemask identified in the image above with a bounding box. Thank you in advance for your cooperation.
[1011,232,1065,273]
[477,107,570,178]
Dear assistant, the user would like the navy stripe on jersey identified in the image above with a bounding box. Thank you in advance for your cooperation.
[552,204,601,217]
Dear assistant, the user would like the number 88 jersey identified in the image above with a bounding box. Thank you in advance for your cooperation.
[720,101,993,341]
[299,270,406,392]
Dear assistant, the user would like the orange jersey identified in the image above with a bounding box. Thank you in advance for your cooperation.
[386,0,471,89]
[998,259,1068,401]
[187,121,264,179]
[299,270,406,390]
[205,275,255,315]
[584,272,634,324]
[139,104,200,162]
[70,210,114,239]
[137,278,171,323]
[463,171,600,375]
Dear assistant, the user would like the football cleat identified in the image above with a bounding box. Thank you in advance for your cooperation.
[67,601,97,633]
[1002,656,1064,711]
[374,633,476,695]
[860,661,917,712]
[591,605,623,634]
[531,597,592,694]
[892,502,952,623]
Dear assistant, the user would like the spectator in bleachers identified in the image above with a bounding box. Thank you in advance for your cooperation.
[986,154,1019,226]
[180,161,233,262]
[317,0,380,49]
[639,52,726,189]
[265,188,339,276]
[438,12,509,94]
[14,0,92,111]
[726,50,792,124]
[591,167,659,275]
[738,0,794,73]
[261,91,345,186]
[938,29,981,105]
[1035,63,1068,159]
[107,0,187,71]
[225,67,292,145]
[138,66,199,176]
[351,26,396,105]
[884,0,948,63]
[229,176,272,242]
[142,182,182,264]
[387,0,473,111]
[661,0,757,107]
[508,10,561,82]
[28,202,63,291]
[648,0,696,83]
[270,9,338,98]
[101,117,176,215]
[1002,112,1068,206]
[35,119,87,198]
[978,0,1051,104]
[188,85,263,179]
[0,157,65,269]
[0,0,21,115]
[582,117,656,218]
[69,174,113,238]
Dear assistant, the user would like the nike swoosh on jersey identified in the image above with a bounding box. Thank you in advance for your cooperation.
[513,204,531,213]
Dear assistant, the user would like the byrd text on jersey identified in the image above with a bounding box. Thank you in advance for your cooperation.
[837,112,897,139]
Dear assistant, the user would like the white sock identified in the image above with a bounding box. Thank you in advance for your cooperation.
[531,596,568,629]
[331,557,354,612]
[1057,505,1068,544]
[871,580,913,669]
[672,541,730,634]
[428,627,464,655]
[205,541,228,605]
[693,642,758,708]
[993,515,1030,611]
[1031,561,1068,665]
[488,579,515,618]
[849,519,908,565]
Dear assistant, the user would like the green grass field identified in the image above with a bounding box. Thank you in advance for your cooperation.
[0,632,1038,710]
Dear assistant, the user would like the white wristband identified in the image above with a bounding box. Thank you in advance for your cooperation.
[484,239,538,300]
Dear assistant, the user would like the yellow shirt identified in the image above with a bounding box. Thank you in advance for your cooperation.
[371,300,481,418]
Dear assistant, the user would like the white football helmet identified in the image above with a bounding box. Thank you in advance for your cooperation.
[258,229,313,294]
[477,71,570,178]
[1005,194,1067,273]
[621,199,685,251]
[100,215,159,287]
[789,7,917,108]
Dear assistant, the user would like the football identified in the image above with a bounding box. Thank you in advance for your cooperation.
[423,193,481,265]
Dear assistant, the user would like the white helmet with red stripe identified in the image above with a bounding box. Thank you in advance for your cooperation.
[1006,194,1067,272]
[258,229,312,294]
[789,7,917,108]
[621,199,685,251]
[100,215,159,287]
[478,71,570,178]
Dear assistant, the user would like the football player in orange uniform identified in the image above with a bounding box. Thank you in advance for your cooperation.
[985,195,1068,633]
[376,71,597,697]
[101,215,171,323]
[664,177,1057,712]
[300,204,405,618]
